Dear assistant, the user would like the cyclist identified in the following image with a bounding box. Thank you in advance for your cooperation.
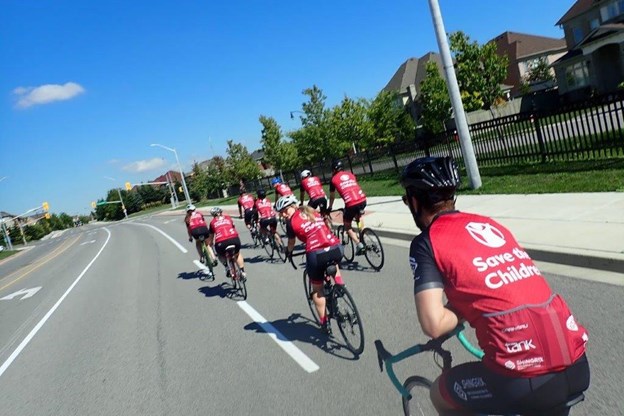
[184,204,216,265]
[207,207,246,280]
[277,195,343,334]
[327,160,366,254]
[271,177,293,199]
[237,190,257,235]
[254,188,280,247]
[400,156,589,416]
[299,169,328,211]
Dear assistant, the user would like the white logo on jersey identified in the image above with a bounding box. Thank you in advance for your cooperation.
[566,315,579,331]
[466,222,506,248]
[409,256,418,273]
[453,382,467,401]
[340,174,350,181]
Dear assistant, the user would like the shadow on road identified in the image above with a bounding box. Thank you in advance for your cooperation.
[339,260,378,274]
[243,312,360,361]
[177,270,205,280]
[198,282,242,300]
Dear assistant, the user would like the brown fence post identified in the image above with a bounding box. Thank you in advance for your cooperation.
[533,115,547,163]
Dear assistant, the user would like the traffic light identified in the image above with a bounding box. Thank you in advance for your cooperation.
[44,213,51,219]
[91,201,97,209]
[42,201,49,211]
[125,182,132,191]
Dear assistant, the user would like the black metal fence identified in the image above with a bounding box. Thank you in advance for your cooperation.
[232,89,624,194]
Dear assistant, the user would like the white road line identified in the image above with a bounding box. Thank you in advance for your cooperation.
[237,301,319,373]
[131,223,188,253]
[193,260,209,272]
[0,228,112,378]
[164,219,177,224]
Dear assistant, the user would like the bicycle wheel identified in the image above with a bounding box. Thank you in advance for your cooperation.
[401,376,434,416]
[263,234,274,259]
[203,244,215,276]
[337,225,355,262]
[361,228,385,271]
[275,234,287,262]
[278,217,288,234]
[234,263,247,300]
[302,271,322,325]
[333,285,364,355]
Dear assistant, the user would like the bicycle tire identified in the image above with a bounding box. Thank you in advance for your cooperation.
[337,225,355,262]
[302,271,323,325]
[275,234,287,262]
[278,217,288,234]
[203,244,215,275]
[234,263,247,300]
[333,285,365,355]
[401,376,434,416]
[361,228,385,271]
[263,234,274,259]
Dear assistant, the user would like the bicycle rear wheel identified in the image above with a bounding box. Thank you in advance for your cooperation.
[361,228,385,271]
[333,285,364,355]
[278,217,288,234]
[303,271,322,325]
[263,234,274,259]
[234,263,247,300]
[275,234,287,262]
[337,225,354,263]
[401,376,434,416]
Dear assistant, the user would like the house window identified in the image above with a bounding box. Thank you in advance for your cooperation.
[600,2,619,21]
[565,61,591,89]
[572,26,584,44]
[590,18,600,30]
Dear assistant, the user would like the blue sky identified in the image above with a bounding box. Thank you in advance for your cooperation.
[1,0,572,216]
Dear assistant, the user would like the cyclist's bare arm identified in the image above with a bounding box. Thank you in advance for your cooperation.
[328,190,336,209]
[415,288,459,339]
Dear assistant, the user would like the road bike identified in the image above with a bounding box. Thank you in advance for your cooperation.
[374,323,585,416]
[289,251,365,355]
[223,244,247,300]
[197,234,216,280]
[328,208,385,271]
[259,224,287,262]
[249,219,262,248]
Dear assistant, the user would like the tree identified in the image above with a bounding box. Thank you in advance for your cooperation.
[328,96,374,152]
[259,115,299,175]
[449,31,508,111]
[519,58,556,94]
[189,162,209,202]
[367,90,416,145]
[419,60,452,134]
[225,140,261,184]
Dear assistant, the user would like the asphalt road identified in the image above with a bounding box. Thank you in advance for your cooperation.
[0,215,621,415]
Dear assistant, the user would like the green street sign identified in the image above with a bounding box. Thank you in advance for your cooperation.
[96,201,108,206]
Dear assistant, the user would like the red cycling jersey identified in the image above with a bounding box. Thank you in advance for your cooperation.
[275,183,293,197]
[330,171,366,207]
[411,211,588,377]
[238,194,255,210]
[301,176,326,200]
[255,198,275,219]
[288,210,339,252]
[209,214,239,243]
[187,211,207,230]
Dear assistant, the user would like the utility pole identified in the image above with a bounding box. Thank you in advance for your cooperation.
[427,0,481,189]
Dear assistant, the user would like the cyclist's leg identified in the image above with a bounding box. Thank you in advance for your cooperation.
[343,206,361,246]
[270,218,281,246]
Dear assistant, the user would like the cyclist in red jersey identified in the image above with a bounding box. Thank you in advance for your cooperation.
[400,157,589,416]
[328,160,367,254]
[276,195,344,334]
[271,177,293,199]
[254,188,280,247]
[207,207,246,280]
[237,190,257,233]
[299,169,328,212]
[184,204,216,265]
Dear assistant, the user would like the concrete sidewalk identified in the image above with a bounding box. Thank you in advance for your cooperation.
[210,192,624,274]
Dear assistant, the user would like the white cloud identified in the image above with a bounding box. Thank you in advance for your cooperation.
[13,82,85,108]
[122,158,166,173]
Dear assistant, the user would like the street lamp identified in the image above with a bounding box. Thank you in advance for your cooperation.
[150,143,191,205]
[104,176,128,219]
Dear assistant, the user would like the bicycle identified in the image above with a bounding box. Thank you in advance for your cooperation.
[328,208,385,271]
[374,323,585,416]
[223,244,247,300]
[289,251,365,355]
[197,234,216,280]
[249,219,262,248]
[259,225,287,262]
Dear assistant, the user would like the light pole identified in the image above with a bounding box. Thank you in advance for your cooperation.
[104,176,128,219]
[150,143,191,204]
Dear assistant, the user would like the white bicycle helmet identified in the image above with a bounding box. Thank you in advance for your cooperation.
[186,204,196,212]
[300,169,312,179]
[275,195,299,212]
[210,207,222,217]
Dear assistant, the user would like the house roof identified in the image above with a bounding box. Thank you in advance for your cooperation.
[491,31,567,60]
[250,149,264,161]
[383,52,443,95]
[580,22,624,44]
[152,170,182,184]
[556,0,598,26]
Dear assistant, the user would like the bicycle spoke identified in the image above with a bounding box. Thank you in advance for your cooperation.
[361,228,385,271]
[333,286,364,355]
[402,377,434,416]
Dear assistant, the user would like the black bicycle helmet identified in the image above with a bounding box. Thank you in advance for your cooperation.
[257,188,266,199]
[400,156,460,205]
[332,159,343,171]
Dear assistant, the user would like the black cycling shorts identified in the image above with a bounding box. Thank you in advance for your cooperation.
[305,245,343,282]
[243,208,256,226]
[343,201,366,223]
[440,354,590,415]
[308,197,328,212]
[259,217,277,231]
[214,237,241,257]
[191,226,210,239]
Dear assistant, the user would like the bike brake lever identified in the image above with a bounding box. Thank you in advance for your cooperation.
[374,340,389,372]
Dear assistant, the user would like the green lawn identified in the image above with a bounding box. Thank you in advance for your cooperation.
[0,250,18,261]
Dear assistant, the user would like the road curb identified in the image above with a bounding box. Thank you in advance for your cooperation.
[373,228,624,274]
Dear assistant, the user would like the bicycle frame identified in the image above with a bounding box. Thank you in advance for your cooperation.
[375,323,483,399]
